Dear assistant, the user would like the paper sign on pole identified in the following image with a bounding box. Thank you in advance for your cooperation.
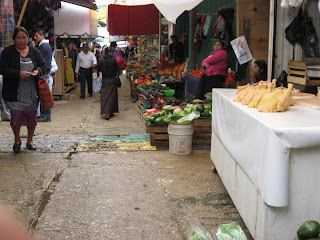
[231,36,253,65]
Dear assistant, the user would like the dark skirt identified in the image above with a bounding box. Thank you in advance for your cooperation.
[100,77,119,115]
[204,74,226,92]
[195,74,226,99]
[10,110,37,127]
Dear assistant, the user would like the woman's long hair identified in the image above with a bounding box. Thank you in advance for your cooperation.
[255,60,267,81]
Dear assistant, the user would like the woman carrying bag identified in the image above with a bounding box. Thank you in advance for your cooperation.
[0,27,47,153]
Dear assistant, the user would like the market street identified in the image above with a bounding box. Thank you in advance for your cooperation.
[0,76,252,239]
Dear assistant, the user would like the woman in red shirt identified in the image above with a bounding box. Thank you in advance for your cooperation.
[201,40,228,92]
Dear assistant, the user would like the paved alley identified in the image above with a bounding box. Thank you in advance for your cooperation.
[0,76,252,239]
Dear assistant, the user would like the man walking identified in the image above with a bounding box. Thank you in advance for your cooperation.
[75,43,97,98]
[34,29,52,122]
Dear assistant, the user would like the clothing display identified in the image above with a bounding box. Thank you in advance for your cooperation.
[281,0,304,8]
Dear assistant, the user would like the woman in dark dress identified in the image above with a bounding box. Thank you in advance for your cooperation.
[97,47,120,120]
[0,27,47,153]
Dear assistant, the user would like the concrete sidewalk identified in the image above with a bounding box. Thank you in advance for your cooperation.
[0,77,253,239]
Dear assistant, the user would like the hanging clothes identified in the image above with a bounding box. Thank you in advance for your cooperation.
[64,47,75,85]
[281,0,304,8]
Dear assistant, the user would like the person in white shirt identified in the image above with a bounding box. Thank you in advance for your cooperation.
[75,43,97,98]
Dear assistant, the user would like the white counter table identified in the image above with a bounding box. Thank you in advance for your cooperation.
[210,89,320,240]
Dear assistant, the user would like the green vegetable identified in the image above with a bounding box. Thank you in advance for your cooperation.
[216,223,247,240]
[154,116,165,125]
[176,112,200,124]
[297,221,320,239]
[196,104,204,113]
[173,108,183,115]
[188,227,213,240]
[152,112,160,118]
[204,104,211,110]
[145,116,155,124]
[204,92,212,100]
[294,236,301,240]
[162,105,175,111]
[184,108,192,114]
[193,99,203,103]
[158,111,166,116]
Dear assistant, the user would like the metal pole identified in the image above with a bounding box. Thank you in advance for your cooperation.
[188,9,193,72]
[268,0,275,80]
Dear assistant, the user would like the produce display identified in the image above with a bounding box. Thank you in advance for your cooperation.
[235,80,294,112]
[189,68,205,78]
[294,220,320,240]
[145,101,212,126]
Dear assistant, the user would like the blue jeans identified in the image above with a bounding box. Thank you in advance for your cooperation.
[39,73,52,121]
[0,75,11,120]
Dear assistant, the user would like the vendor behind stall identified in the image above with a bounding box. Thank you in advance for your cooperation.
[253,60,267,83]
[197,40,228,97]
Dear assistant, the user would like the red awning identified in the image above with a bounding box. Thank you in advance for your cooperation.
[107,4,159,36]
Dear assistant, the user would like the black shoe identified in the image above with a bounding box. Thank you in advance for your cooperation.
[2,117,10,121]
[80,96,85,99]
[26,143,36,150]
[37,118,50,122]
[13,143,21,153]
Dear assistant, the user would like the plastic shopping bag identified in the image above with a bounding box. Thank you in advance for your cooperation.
[93,74,101,93]
[231,36,253,65]
[186,219,213,240]
[216,223,247,240]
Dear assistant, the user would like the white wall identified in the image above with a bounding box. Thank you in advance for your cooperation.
[274,0,320,78]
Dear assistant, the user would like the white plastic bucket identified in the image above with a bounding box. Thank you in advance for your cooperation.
[168,123,194,155]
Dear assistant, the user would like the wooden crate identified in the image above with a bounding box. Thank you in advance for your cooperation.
[288,61,320,86]
[149,126,169,146]
[148,119,212,146]
[136,103,146,122]
[193,119,212,145]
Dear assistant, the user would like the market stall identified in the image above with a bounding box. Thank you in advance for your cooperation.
[210,88,320,239]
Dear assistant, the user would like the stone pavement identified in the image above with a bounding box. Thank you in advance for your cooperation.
[0,77,253,239]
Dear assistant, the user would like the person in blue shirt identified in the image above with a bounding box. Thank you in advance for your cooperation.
[34,29,53,122]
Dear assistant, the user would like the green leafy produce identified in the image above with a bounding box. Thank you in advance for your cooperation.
[154,116,166,125]
[152,112,161,118]
[163,105,175,111]
[297,221,320,239]
[184,108,192,114]
[176,112,200,124]
[196,104,205,113]
[158,111,166,116]
[173,108,183,115]
[145,116,155,124]
[204,92,212,100]
[204,104,211,110]
[294,236,301,240]
[216,223,247,240]
[200,110,211,118]
[187,227,213,240]
[193,99,203,103]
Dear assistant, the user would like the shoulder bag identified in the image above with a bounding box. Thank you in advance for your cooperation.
[37,68,54,109]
